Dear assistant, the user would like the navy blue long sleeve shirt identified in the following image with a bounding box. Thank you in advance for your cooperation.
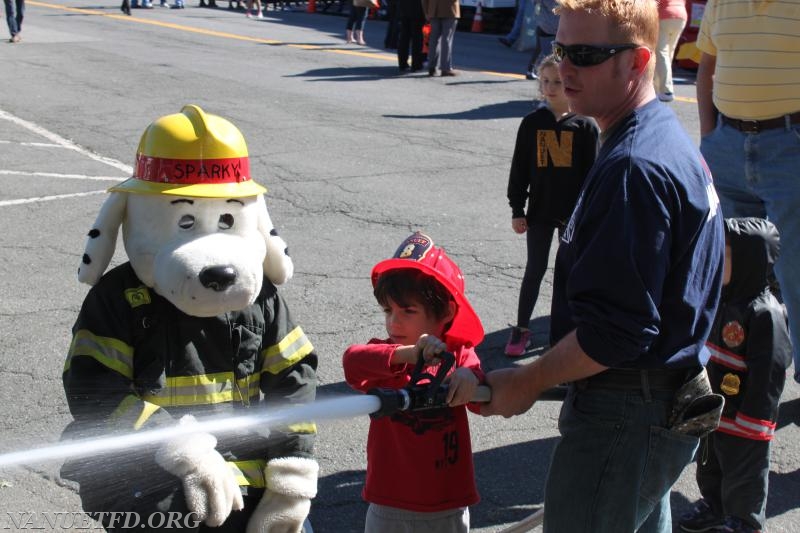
[550,100,724,369]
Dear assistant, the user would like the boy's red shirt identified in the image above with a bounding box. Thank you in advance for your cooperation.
[343,339,484,512]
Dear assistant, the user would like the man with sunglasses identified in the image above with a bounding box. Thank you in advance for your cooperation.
[481,1,725,532]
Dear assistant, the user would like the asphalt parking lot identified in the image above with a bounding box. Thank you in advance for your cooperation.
[1,3,798,531]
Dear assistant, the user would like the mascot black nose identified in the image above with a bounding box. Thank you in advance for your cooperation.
[199,266,237,291]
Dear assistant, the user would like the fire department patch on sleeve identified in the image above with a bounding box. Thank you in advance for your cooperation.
[722,320,745,348]
[720,373,741,396]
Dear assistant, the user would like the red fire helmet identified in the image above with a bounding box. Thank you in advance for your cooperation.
[371,232,484,347]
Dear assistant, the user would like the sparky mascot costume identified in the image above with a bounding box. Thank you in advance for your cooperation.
[61,105,318,533]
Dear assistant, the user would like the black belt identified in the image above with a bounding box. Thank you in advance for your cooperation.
[721,111,800,133]
[575,367,694,393]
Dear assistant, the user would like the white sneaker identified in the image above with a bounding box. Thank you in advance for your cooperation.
[256,10,263,17]
[658,92,674,102]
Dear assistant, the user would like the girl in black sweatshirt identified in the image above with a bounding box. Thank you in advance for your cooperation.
[504,54,599,357]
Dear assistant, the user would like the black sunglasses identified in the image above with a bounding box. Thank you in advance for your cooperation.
[552,42,640,67]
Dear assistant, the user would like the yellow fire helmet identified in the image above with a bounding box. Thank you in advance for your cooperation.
[110,104,267,198]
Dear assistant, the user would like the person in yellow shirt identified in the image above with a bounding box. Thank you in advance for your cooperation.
[696,0,800,390]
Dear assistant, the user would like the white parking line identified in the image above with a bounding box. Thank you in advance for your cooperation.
[0,107,130,207]
[0,108,132,174]
[0,140,66,148]
[0,170,126,182]
[0,190,109,207]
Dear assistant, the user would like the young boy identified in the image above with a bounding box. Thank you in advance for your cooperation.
[343,231,485,533]
[679,218,791,533]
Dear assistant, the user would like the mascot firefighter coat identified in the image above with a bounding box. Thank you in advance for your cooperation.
[61,105,318,533]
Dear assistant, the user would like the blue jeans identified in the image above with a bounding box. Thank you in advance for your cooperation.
[544,386,699,532]
[504,0,526,41]
[700,116,800,383]
[4,0,23,37]
[526,28,554,73]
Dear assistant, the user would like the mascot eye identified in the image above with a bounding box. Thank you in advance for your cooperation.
[218,214,234,230]
[178,215,195,229]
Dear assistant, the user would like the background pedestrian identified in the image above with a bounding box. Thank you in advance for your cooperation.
[423,0,459,76]
[4,0,24,43]
[654,0,687,102]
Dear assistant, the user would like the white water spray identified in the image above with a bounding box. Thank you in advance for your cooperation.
[0,395,381,469]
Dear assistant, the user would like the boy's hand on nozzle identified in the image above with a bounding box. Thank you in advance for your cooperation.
[415,334,447,366]
[512,217,527,234]
[444,367,479,406]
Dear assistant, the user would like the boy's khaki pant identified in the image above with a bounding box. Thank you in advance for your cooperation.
[365,503,469,533]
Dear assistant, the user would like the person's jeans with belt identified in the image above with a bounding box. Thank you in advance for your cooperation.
[700,116,800,383]
[543,386,699,533]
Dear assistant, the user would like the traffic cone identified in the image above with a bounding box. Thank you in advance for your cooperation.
[471,1,484,33]
[306,0,315,13]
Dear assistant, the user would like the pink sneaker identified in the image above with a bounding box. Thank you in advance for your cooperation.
[504,327,530,357]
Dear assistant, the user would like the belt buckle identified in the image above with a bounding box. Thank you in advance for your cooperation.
[739,119,760,133]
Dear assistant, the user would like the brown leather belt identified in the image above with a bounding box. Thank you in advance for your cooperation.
[721,111,800,133]
[575,367,694,393]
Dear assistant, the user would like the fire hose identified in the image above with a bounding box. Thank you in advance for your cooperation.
[0,352,562,531]
[365,350,567,419]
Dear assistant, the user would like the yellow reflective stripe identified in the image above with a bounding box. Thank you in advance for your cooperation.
[238,372,261,392]
[142,372,261,407]
[247,374,261,398]
[287,422,317,434]
[108,395,162,430]
[228,459,267,488]
[168,372,234,387]
[143,389,232,406]
[65,329,134,379]
[134,402,162,430]
[262,327,314,375]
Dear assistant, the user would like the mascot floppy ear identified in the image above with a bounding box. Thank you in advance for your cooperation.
[257,195,293,286]
[78,192,127,286]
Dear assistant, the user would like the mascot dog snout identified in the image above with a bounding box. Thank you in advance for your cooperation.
[200,265,237,291]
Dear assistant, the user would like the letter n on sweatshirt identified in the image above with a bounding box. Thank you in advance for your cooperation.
[537,130,573,168]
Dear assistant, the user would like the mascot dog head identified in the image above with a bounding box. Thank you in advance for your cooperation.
[78,105,293,317]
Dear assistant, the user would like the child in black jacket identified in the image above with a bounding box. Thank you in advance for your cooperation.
[679,217,792,533]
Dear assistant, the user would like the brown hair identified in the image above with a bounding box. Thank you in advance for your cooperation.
[555,0,658,51]
[374,269,453,322]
